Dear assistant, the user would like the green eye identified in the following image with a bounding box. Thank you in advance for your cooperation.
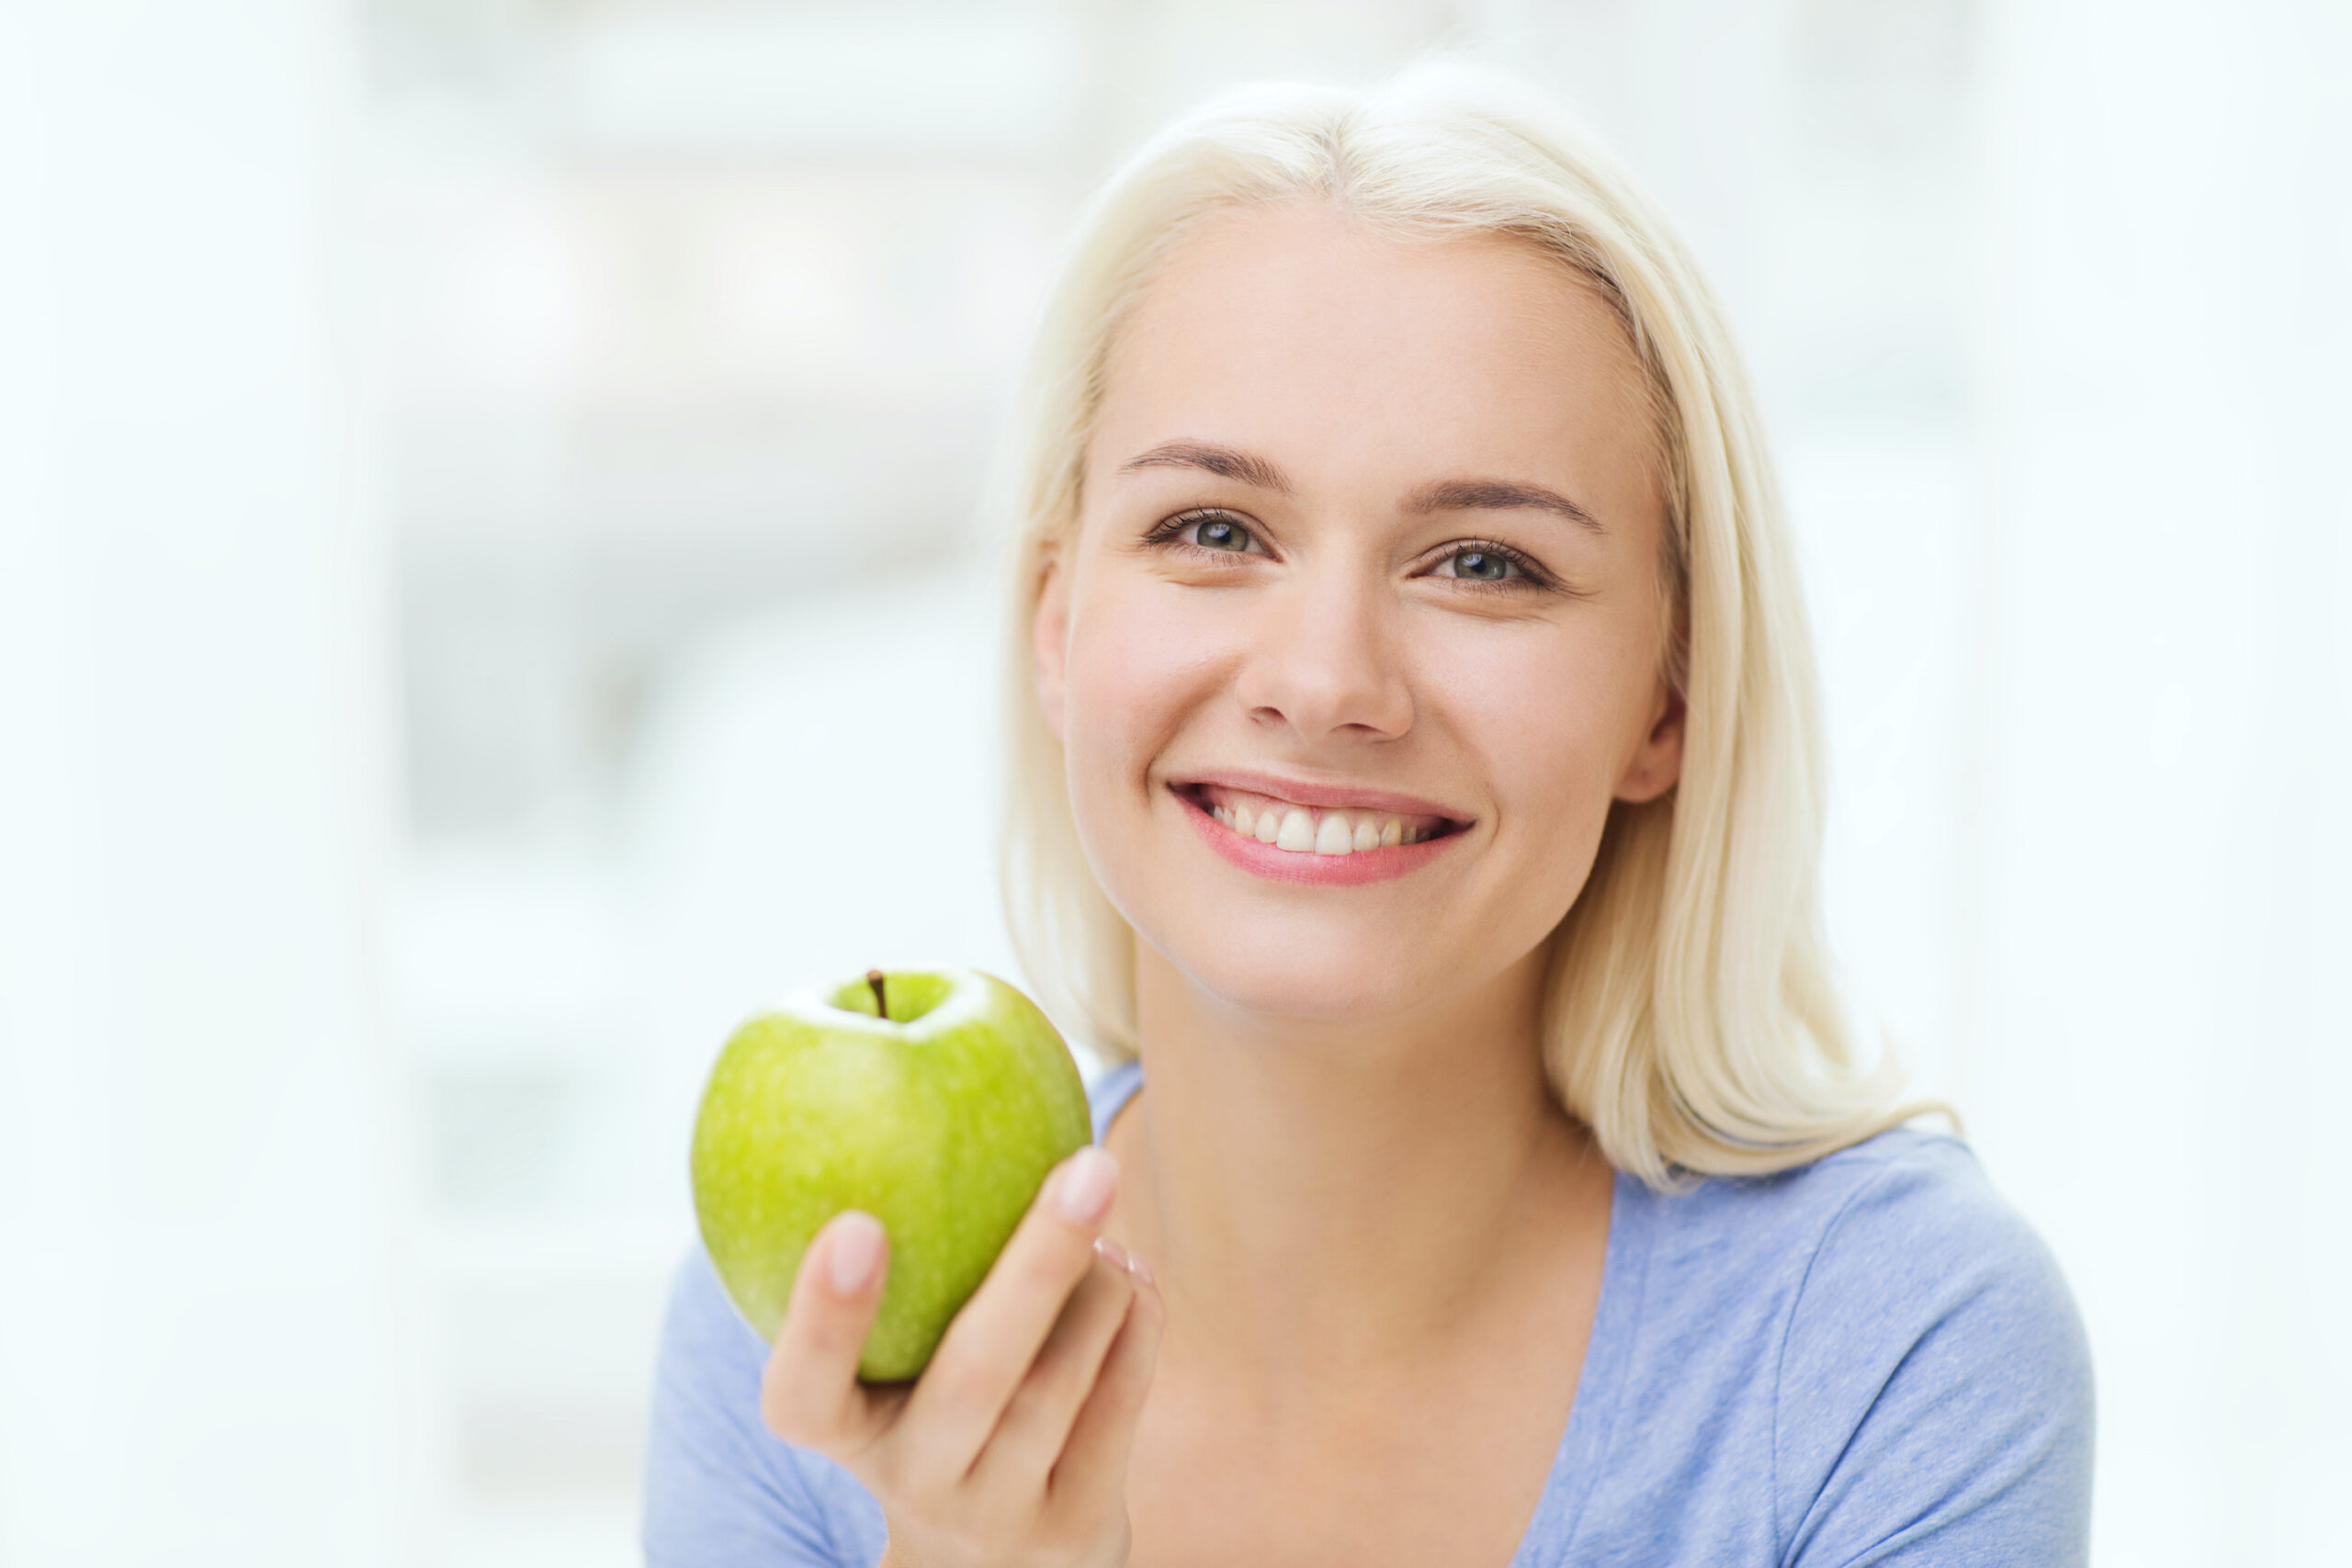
[1451,549,1512,581]
[1193,517,1250,551]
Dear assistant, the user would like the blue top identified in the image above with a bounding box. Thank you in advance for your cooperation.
[644,1062,2093,1565]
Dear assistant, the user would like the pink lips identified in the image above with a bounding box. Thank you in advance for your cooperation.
[1174,784,1466,887]
[1177,769,1457,818]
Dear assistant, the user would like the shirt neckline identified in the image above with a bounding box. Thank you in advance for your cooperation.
[1086,1059,1647,1564]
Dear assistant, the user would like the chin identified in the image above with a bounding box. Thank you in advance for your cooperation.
[1181,959,1434,1026]
[1140,908,1489,1028]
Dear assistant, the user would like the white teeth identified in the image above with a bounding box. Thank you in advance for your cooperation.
[1209,793,1441,855]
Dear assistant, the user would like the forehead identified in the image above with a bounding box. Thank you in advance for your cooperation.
[1091,202,1658,527]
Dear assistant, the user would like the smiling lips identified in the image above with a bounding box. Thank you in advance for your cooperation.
[1176,780,1464,884]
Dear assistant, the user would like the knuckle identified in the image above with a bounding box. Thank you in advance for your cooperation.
[996,1377,1056,1435]
[774,1318,846,1375]
[1007,1235,1089,1296]
[922,1352,1000,1414]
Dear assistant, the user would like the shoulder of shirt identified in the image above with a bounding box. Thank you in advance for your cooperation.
[1646,1123,2084,1396]
[1639,1124,2079,1346]
[1656,1124,2017,1250]
[1736,1134,2095,1551]
[1772,1123,2075,1313]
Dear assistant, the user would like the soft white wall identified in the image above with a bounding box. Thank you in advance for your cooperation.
[0,2,414,1563]
[1970,2,2352,1562]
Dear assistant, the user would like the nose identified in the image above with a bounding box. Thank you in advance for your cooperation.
[1232,564,1414,743]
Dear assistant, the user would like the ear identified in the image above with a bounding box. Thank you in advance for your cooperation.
[1614,678,1685,804]
[1031,558,1070,742]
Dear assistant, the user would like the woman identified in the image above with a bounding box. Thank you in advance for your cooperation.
[645,65,2092,1566]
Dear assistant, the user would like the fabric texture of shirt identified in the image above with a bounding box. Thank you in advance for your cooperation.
[643,1060,2094,1565]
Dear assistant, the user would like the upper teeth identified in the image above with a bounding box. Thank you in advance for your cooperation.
[1208,797,1431,854]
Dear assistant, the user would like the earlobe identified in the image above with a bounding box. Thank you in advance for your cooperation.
[1031,560,1069,742]
[1614,685,1686,804]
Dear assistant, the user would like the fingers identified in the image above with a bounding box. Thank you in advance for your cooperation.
[969,1245,1138,1485]
[899,1147,1120,1476]
[1046,1254,1163,1511]
[760,1212,898,1458]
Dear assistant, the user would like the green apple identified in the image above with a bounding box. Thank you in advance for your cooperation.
[690,966,1091,1382]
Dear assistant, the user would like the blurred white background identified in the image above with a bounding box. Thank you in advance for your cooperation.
[2,1,2346,1563]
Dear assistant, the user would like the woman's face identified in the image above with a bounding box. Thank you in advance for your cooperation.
[1034,202,1683,1026]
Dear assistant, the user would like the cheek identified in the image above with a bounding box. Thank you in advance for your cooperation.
[1055,570,1246,948]
[1059,570,1230,802]
[1410,609,1657,886]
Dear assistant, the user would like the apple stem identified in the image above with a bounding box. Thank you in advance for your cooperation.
[866,969,889,1021]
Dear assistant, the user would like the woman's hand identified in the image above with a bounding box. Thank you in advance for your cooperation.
[760,1147,1162,1568]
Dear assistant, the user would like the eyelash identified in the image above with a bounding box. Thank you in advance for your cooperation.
[1142,509,1260,556]
[1430,538,1552,590]
[1142,510,1556,592]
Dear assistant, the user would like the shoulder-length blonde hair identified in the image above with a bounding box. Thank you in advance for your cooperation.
[993,62,1933,1189]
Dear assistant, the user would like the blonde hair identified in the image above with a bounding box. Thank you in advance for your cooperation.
[993,63,1938,1189]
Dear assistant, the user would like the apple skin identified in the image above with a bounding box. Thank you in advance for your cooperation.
[691,967,1092,1382]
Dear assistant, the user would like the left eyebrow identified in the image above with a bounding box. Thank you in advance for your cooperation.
[1404,479,1606,536]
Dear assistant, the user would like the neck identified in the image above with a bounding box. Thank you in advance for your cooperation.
[1111,941,1603,1396]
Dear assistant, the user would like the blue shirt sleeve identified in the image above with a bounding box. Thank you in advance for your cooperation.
[1771,1142,2096,1566]
[640,1246,885,1568]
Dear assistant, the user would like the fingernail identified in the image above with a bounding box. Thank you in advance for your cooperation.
[1094,1235,1129,1269]
[1056,1147,1117,1225]
[1126,1251,1155,1287]
[827,1213,884,1295]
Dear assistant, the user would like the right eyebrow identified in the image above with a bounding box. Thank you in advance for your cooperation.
[1115,439,1295,494]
